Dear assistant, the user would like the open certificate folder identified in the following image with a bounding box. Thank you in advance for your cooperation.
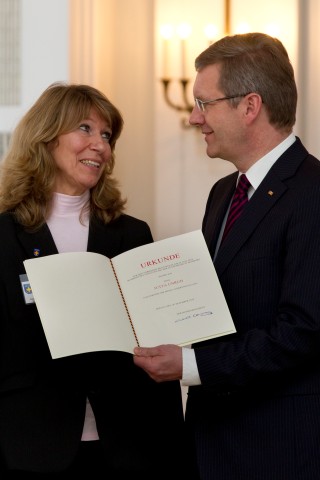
[23,230,236,358]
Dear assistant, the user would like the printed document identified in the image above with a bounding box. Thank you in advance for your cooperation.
[23,230,236,358]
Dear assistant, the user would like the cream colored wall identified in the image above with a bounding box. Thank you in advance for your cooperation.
[69,0,157,235]
[2,0,320,242]
[0,0,69,133]
[297,0,320,155]
[68,0,302,241]
[153,0,300,240]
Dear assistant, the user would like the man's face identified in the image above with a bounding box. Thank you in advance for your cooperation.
[189,64,247,164]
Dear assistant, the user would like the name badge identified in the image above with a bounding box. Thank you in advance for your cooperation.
[20,274,35,304]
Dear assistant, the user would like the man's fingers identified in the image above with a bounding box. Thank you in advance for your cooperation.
[134,346,156,357]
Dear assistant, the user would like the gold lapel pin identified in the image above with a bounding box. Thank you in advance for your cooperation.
[268,190,274,196]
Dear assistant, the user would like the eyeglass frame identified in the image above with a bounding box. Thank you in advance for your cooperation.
[195,93,250,112]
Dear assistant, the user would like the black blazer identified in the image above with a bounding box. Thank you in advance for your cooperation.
[186,138,320,479]
[0,213,186,476]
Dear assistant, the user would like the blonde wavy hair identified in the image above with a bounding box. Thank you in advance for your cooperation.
[0,82,126,229]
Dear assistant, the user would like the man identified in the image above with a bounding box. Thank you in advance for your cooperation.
[133,33,320,480]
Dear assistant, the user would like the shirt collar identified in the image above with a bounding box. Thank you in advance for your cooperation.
[241,133,296,192]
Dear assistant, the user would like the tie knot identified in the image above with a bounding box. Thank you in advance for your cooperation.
[237,174,251,194]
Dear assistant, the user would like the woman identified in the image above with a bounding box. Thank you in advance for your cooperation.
[0,82,191,478]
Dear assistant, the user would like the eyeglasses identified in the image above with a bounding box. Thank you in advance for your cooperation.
[195,94,249,112]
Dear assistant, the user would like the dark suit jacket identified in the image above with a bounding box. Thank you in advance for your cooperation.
[0,213,187,476]
[185,138,320,479]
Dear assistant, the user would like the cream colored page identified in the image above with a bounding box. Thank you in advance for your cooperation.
[112,230,236,347]
[24,252,137,358]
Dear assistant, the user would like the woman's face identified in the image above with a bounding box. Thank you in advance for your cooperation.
[50,108,112,195]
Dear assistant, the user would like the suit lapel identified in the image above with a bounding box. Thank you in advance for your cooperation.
[87,218,126,258]
[16,216,127,261]
[214,175,286,274]
[17,223,58,259]
[212,137,308,276]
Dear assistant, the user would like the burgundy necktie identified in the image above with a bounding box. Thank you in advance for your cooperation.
[221,174,251,242]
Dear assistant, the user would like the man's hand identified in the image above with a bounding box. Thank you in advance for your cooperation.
[133,344,183,382]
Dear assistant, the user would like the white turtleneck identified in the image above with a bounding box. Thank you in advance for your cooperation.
[47,191,90,253]
[47,191,99,441]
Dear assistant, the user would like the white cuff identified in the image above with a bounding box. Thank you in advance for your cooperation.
[181,346,201,386]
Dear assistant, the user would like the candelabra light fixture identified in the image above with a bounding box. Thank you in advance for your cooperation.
[160,0,231,128]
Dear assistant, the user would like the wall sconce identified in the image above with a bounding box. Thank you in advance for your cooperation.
[159,22,195,127]
[160,22,193,118]
[160,0,231,128]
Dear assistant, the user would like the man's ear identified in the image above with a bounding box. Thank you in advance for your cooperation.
[242,93,263,123]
